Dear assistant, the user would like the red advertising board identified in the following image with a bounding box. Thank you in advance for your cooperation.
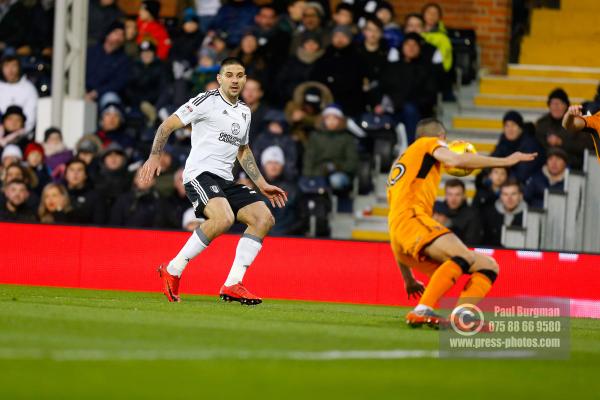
[1,222,599,317]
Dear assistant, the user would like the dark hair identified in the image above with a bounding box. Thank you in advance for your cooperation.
[422,2,443,18]
[445,179,465,191]
[5,178,28,188]
[1,55,21,81]
[259,4,278,14]
[404,12,425,25]
[66,158,88,172]
[219,57,245,73]
[501,177,522,193]
[364,15,384,31]
[335,3,354,14]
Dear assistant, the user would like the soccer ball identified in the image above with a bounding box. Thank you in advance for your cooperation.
[444,140,477,177]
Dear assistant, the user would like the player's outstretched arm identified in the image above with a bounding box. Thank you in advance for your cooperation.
[237,145,288,208]
[433,147,537,170]
[562,105,586,133]
[139,115,185,184]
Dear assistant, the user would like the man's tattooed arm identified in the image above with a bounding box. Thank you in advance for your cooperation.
[150,115,184,156]
[238,145,266,186]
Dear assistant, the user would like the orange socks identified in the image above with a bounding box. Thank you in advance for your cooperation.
[457,272,493,305]
[418,259,463,308]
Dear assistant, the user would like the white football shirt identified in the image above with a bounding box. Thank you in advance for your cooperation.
[174,88,252,183]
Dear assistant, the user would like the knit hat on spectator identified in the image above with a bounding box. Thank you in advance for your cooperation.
[142,0,161,20]
[24,142,45,161]
[101,103,124,120]
[547,88,570,107]
[332,25,353,40]
[305,2,325,18]
[182,8,200,24]
[2,105,26,122]
[304,87,322,108]
[261,146,285,167]
[44,127,62,142]
[502,110,524,128]
[77,139,100,155]
[101,142,126,159]
[139,40,157,53]
[264,109,287,125]
[1,144,23,161]
[547,147,569,164]
[301,31,322,47]
[103,21,125,38]
[322,104,345,119]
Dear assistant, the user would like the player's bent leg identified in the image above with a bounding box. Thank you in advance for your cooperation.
[159,198,234,303]
[456,253,499,307]
[219,202,273,305]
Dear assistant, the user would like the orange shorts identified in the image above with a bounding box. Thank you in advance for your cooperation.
[389,209,450,265]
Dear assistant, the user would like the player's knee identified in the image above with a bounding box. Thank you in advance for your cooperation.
[450,255,473,274]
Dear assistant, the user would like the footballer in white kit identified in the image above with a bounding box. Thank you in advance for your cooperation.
[140,57,287,304]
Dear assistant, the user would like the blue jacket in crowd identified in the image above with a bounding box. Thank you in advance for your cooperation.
[86,44,131,97]
[523,168,566,209]
[491,128,545,183]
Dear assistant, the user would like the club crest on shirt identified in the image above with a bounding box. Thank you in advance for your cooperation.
[210,185,219,193]
[231,122,241,135]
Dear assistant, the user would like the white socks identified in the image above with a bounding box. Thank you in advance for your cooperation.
[224,233,263,286]
[414,304,433,313]
[167,228,210,277]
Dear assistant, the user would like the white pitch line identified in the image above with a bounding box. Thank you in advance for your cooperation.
[0,348,439,361]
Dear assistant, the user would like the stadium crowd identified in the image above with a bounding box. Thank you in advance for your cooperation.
[0,0,597,246]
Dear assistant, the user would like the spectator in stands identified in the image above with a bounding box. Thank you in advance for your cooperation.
[274,32,324,106]
[195,0,221,34]
[303,105,358,192]
[24,142,50,194]
[109,167,164,228]
[88,0,124,47]
[86,21,131,104]
[153,147,178,198]
[63,158,105,225]
[253,110,298,180]
[378,33,437,142]
[42,127,73,180]
[95,142,131,206]
[0,0,29,53]
[491,110,545,183]
[536,88,593,170]
[242,78,271,140]
[125,41,170,124]
[75,134,103,183]
[253,5,291,70]
[190,47,220,97]
[279,0,306,36]
[332,3,354,28]
[38,183,74,224]
[357,16,398,110]
[472,167,508,210]
[0,56,38,133]
[523,147,568,209]
[124,16,140,60]
[433,179,482,245]
[0,105,29,148]
[261,146,298,235]
[230,32,268,86]
[209,0,258,48]
[170,8,204,67]
[289,2,329,56]
[481,178,527,247]
[1,143,22,171]
[137,0,171,60]
[95,103,135,156]
[163,168,190,229]
[27,0,54,57]
[311,25,365,118]
[2,162,38,194]
[375,1,403,49]
[0,179,36,222]
[421,3,453,92]
[285,82,333,144]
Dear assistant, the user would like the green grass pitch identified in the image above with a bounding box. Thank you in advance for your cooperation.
[1,284,599,399]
